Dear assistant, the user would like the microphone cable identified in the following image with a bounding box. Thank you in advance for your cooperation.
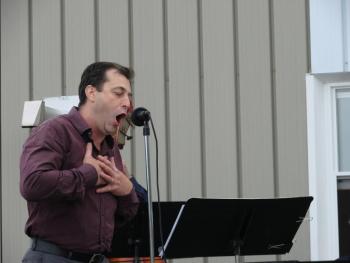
[150,117,168,263]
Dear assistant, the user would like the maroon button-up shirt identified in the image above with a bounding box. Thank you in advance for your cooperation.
[20,107,139,254]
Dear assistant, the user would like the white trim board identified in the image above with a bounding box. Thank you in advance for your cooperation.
[306,72,350,260]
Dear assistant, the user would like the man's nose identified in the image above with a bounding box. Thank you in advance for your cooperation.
[121,95,131,109]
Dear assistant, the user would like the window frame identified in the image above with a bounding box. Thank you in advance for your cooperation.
[333,87,350,175]
[306,73,350,260]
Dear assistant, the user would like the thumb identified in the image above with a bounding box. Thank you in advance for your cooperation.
[85,142,92,157]
[122,160,131,178]
[122,160,127,172]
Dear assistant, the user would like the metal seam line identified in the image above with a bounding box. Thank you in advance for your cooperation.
[233,0,243,199]
[162,0,171,202]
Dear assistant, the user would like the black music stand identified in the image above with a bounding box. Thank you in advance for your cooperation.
[108,201,185,259]
[108,197,313,260]
[162,197,313,258]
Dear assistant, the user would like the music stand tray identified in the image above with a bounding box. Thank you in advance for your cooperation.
[163,197,313,258]
[109,197,313,260]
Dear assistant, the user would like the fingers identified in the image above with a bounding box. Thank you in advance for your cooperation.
[94,156,132,196]
[96,172,118,193]
[98,160,117,175]
[98,160,122,184]
[110,157,116,168]
[97,155,119,172]
[98,155,109,162]
[97,155,112,166]
[96,184,113,193]
[99,171,115,184]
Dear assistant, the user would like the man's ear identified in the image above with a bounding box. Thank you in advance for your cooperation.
[85,85,97,102]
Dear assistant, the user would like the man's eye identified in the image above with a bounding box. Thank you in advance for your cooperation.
[113,91,123,96]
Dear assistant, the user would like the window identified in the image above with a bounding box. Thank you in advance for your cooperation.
[334,88,350,257]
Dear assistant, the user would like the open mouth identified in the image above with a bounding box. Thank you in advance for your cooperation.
[115,113,127,125]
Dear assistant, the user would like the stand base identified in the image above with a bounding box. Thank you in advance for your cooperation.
[109,257,165,263]
[234,255,243,263]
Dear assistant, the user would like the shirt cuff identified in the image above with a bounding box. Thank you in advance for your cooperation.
[78,163,98,188]
[117,187,139,204]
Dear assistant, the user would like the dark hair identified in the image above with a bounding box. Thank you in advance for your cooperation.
[78,62,134,106]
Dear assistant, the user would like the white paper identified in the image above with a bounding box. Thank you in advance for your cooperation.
[44,96,79,120]
[21,100,44,127]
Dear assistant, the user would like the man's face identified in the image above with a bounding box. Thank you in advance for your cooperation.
[92,69,132,136]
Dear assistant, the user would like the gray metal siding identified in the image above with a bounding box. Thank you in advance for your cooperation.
[1,0,310,262]
[132,0,167,199]
[237,0,275,199]
[273,0,310,260]
[201,0,238,199]
[32,0,62,98]
[1,0,31,262]
[167,0,202,202]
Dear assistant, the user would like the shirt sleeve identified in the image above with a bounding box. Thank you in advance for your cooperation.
[116,187,139,225]
[20,122,98,202]
[130,176,148,202]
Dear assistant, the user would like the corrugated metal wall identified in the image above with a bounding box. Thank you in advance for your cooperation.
[1,0,310,262]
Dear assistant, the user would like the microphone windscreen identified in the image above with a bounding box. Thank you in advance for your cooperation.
[131,107,150,126]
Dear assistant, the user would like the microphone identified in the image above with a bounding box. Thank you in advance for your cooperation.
[131,107,151,126]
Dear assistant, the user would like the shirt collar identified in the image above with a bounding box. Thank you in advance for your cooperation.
[67,107,115,149]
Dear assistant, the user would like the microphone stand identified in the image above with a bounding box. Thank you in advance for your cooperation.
[142,120,155,263]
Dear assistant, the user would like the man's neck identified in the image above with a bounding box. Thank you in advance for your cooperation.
[79,105,104,149]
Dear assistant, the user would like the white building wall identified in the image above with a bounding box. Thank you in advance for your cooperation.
[310,0,350,73]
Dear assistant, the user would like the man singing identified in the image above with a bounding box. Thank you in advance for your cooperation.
[20,62,140,263]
